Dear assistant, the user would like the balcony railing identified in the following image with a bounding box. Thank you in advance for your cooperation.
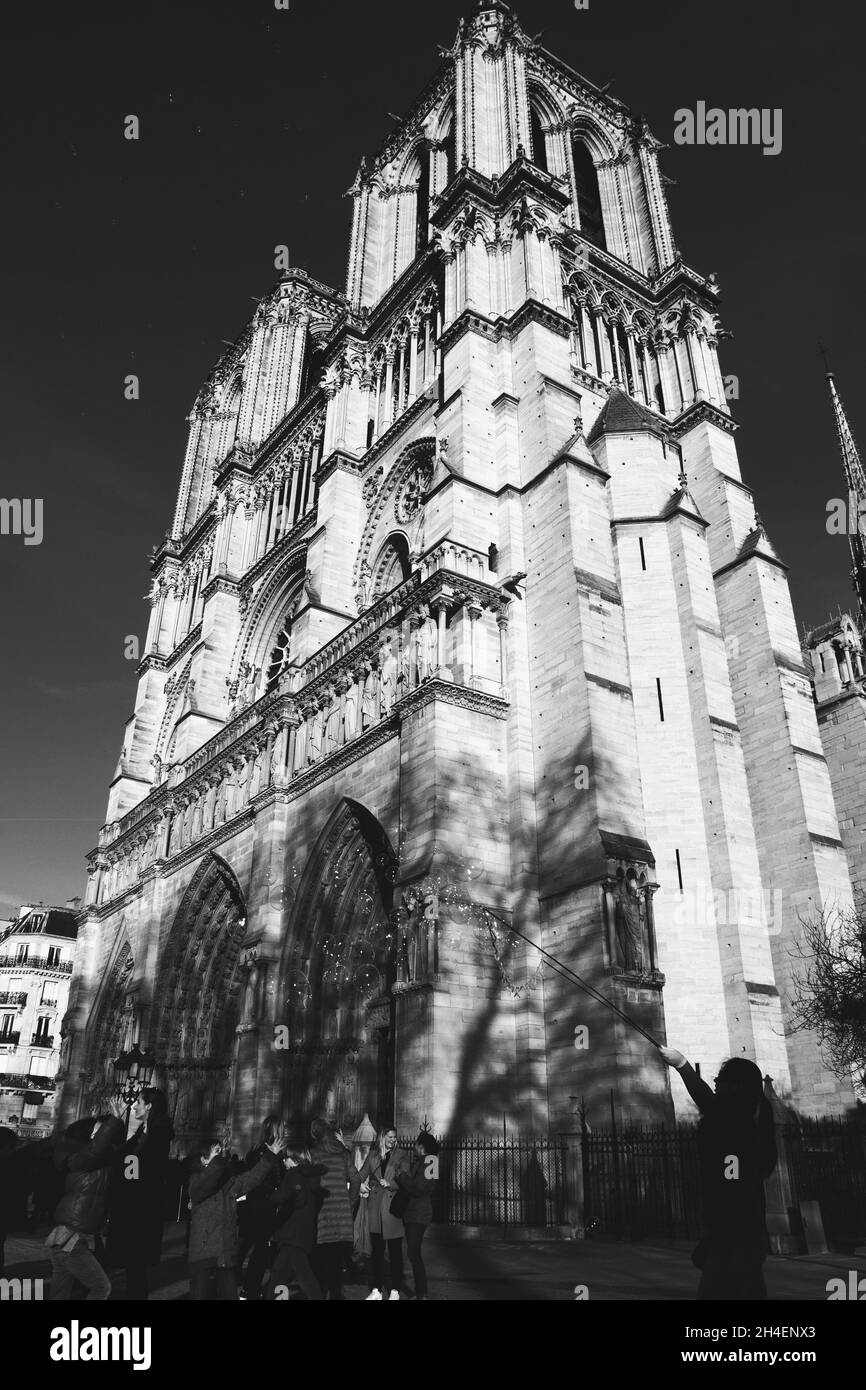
[0,992,27,1006]
[0,1032,21,1047]
[0,1072,57,1090]
[31,1034,54,1048]
[0,956,72,973]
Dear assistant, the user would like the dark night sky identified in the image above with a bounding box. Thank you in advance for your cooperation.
[1,0,863,913]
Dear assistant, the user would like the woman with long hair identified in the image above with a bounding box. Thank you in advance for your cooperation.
[394,1130,439,1302]
[107,1086,174,1300]
[660,1046,777,1299]
[358,1124,410,1300]
[237,1113,283,1300]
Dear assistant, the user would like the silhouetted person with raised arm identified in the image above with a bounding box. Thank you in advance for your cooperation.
[660,1046,777,1300]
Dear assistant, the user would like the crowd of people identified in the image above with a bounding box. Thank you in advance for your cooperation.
[0,1046,779,1302]
[0,1095,440,1302]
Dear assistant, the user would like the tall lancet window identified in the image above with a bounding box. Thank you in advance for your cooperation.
[572,141,606,249]
[445,116,457,183]
[266,615,294,693]
[416,145,430,252]
[530,106,548,173]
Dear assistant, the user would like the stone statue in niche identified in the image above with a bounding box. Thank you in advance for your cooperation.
[355,561,372,614]
[361,661,378,729]
[323,686,342,754]
[307,703,324,764]
[398,885,439,984]
[378,633,400,715]
[610,870,652,974]
[413,605,438,683]
[342,676,357,741]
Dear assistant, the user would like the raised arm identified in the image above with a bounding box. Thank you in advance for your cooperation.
[64,1116,125,1173]
[659,1046,715,1115]
[231,1148,282,1198]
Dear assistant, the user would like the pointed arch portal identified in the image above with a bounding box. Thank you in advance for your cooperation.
[153,853,247,1148]
[277,799,399,1129]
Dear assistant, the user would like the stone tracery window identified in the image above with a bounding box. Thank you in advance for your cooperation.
[265,614,294,693]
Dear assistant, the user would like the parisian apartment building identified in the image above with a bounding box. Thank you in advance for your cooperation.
[0,903,79,1136]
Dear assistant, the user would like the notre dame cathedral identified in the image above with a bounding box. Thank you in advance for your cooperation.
[60,1,856,1150]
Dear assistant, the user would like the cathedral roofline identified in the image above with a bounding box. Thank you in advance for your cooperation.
[585,386,670,445]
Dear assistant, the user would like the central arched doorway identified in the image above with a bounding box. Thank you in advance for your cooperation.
[277,799,398,1130]
[152,853,247,1150]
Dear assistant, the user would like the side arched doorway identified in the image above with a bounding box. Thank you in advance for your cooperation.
[277,800,399,1130]
[152,853,247,1150]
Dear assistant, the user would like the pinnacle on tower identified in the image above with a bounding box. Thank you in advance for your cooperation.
[826,369,866,637]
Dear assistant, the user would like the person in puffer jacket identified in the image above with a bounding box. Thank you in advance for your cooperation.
[187,1134,287,1300]
[47,1105,126,1301]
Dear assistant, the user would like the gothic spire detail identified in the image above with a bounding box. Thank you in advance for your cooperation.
[826,370,866,637]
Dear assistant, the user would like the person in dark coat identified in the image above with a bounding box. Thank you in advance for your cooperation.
[264,1148,325,1301]
[107,1087,173,1300]
[309,1118,360,1301]
[237,1113,283,1300]
[660,1045,777,1299]
[46,1110,126,1300]
[0,1127,21,1275]
[187,1134,287,1300]
[395,1131,439,1301]
[358,1125,411,1300]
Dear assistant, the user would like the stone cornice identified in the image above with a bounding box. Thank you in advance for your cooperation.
[573,568,622,605]
[613,505,708,531]
[136,652,169,678]
[165,621,204,668]
[431,160,569,230]
[201,573,240,602]
[709,714,740,734]
[790,743,828,764]
[713,547,789,581]
[669,400,738,438]
[585,672,633,698]
[423,442,610,511]
[438,299,573,357]
[317,448,366,487]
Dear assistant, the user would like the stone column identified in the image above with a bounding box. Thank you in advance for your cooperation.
[625,330,643,402]
[592,309,612,379]
[467,602,482,687]
[496,605,510,693]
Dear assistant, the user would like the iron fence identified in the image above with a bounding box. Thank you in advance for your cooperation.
[398,1134,571,1227]
[581,1124,703,1241]
[786,1116,866,1248]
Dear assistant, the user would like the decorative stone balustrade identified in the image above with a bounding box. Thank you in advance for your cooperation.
[88,559,511,911]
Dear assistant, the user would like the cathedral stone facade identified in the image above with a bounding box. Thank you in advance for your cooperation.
[61,2,855,1149]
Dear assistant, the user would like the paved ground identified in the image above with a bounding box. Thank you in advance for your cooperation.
[5,1224,865,1301]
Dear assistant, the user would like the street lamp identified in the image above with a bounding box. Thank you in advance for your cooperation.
[112,1041,158,1122]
